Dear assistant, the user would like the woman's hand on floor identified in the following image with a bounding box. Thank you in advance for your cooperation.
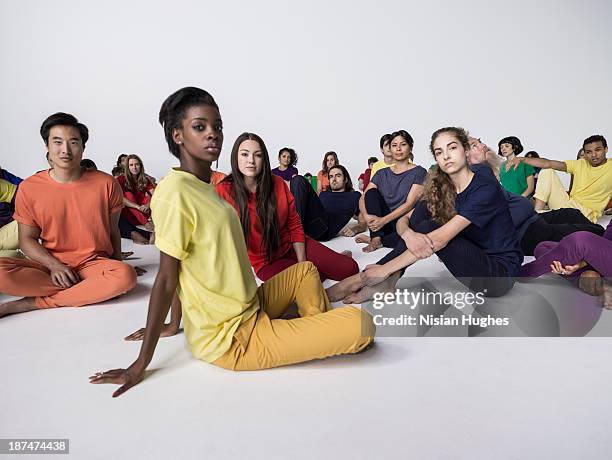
[89,361,146,398]
[550,260,584,276]
[124,323,181,341]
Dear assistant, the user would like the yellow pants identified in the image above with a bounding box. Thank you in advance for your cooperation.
[213,262,375,371]
[534,168,598,223]
[0,220,19,258]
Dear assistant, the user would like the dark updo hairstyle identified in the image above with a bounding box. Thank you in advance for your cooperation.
[158,87,219,159]
[40,112,89,148]
[497,136,524,156]
[423,127,470,225]
[278,147,298,167]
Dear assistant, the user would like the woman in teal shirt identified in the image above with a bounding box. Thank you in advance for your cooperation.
[498,136,535,197]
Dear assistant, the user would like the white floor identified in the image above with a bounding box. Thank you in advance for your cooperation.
[1,220,612,460]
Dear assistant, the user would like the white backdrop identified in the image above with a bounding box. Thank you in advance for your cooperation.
[1,0,611,186]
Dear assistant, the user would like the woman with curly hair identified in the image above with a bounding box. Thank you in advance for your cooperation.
[330,127,523,304]
[271,147,299,182]
[117,154,156,231]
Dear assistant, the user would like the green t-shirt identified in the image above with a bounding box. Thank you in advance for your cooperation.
[499,161,535,195]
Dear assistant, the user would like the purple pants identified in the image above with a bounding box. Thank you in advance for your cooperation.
[520,229,612,278]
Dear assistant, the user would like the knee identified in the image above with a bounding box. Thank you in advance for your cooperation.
[412,219,438,234]
[112,262,137,293]
[289,175,309,194]
[342,306,376,346]
[566,231,600,251]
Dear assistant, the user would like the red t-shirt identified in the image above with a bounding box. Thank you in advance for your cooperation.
[13,170,123,267]
[359,168,372,190]
[116,174,155,203]
[215,175,305,274]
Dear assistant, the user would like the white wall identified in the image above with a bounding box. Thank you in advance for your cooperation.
[1,0,611,186]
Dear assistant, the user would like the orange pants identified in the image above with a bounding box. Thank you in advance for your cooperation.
[0,257,137,308]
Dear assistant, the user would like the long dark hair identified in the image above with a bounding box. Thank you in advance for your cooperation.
[223,133,280,260]
[328,165,354,191]
[423,127,470,224]
[123,154,149,192]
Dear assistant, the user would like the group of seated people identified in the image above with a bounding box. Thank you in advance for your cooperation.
[0,86,610,397]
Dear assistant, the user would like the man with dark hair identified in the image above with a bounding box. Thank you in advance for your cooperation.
[358,156,378,191]
[509,134,611,222]
[0,112,137,318]
[290,165,365,241]
[370,133,394,179]
[0,178,19,257]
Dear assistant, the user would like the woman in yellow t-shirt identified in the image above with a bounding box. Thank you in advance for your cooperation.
[90,87,374,397]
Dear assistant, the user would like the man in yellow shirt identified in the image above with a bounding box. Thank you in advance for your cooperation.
[509,135,611,223]
[370,133,394,179]
[0,178,19,257]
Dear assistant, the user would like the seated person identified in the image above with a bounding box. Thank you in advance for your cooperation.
[330,127,523,304]
[216,133,358,282]
[370,133,394,179]
[290,165,365,240]
[316,151,339,194]
[468,137,604,255]
[0,178,19,258]
[498,136,535,197]
[520,219,611,305]
[355,130,426,252]
[117,154,156,232]
[0,166,22,185]
[508,135,612,223]
[0,112,137,317]
[271,147,298,181]
[358,156,378,191]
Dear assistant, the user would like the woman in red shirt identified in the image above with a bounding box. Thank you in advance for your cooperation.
[117,154,156,231]
[216,132,358,281]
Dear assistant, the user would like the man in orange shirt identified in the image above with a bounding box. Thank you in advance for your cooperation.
[0,113,137,317]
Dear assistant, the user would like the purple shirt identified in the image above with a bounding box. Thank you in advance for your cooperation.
[272,166,298,181]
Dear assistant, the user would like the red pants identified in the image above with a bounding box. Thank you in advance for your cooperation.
[123,191,151,226]
[0,257,137,308]
[256,237,359,282]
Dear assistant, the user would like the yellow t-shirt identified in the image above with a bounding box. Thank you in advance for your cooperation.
[151,169,260,363]
[566,159,612,219]
[0,179,17,203]
[370,159,394,179]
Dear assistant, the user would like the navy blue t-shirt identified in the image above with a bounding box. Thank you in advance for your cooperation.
[502,189,540,244]
[320,190,361,236]
[456,165,523,276]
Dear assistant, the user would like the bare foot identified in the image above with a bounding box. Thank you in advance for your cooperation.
[121,251,134,260]
[131,231,149,245]
[149,232,156,245]
[363,237,383,253]
[355,234,370,244]
[144,221,155,232]
[0,297,39,318]
[340,250,352,258]
[343,272,401,305]
[326,273,365,302]
[579,270,603,296]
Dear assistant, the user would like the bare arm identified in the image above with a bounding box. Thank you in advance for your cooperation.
[521,174,535,197]
[109,211,122,261]
[18,222,80,288]
[293,241,306,262]
[515,156,567,172]
[122,196,141,210]
[90,252,180,397]
[380,184,424,225]
[426,215,471,252]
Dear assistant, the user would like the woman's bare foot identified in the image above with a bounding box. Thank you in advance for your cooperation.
[343,271,401,305]
[355,234,370,244]
[144,221,155,232]
[131,231,149,245]
[363,237,383,253]
[579,270,603,296]
[326,273,366,302]
[121,251,134,259]
[340,250,352,258]
[0,297,38,318]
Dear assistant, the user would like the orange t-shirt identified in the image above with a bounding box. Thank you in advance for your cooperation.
[317,170,330,192]
[13,170,123,268]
